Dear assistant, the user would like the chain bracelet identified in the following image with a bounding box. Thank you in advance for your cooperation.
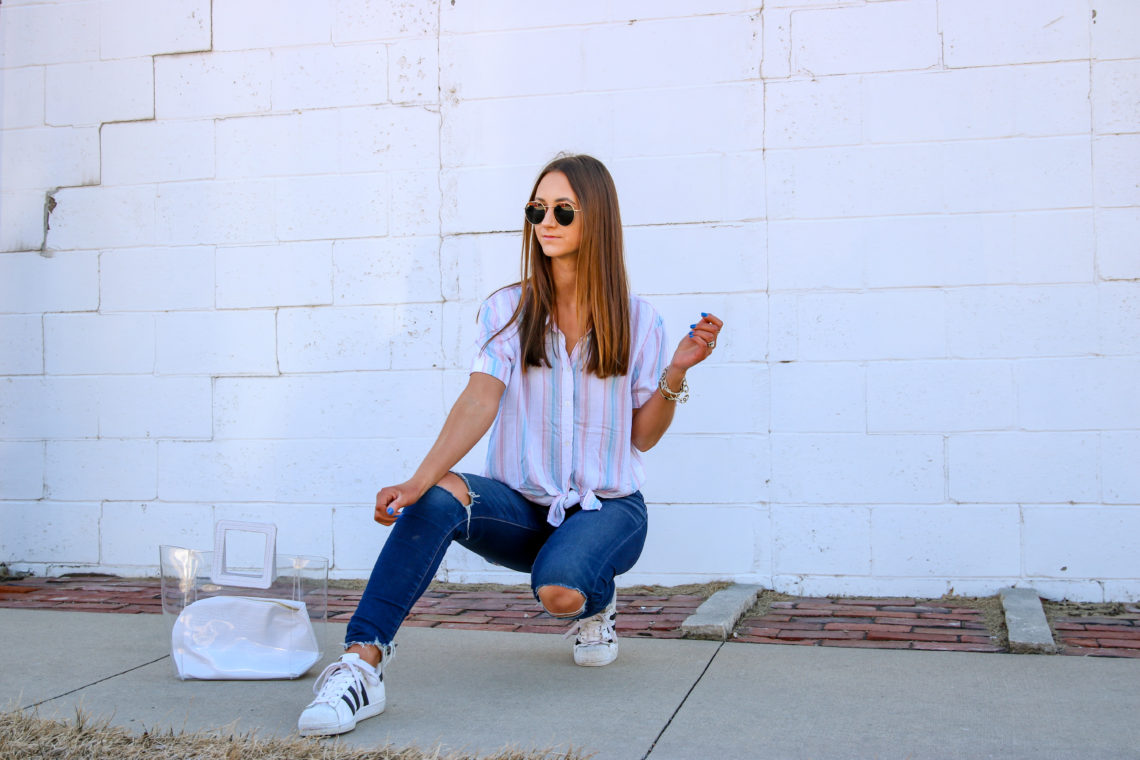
[658,368,689,404]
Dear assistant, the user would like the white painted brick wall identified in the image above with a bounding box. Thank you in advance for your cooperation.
[1017,358,1140,431]
[276,175,389,241]
[272,45,389,111]
[45,58,153,127]
[156,310,278,375]
[1093,60,1140,135]
[0,442,44,500]
[1023,506,1140,578]
[1093,0,1140,60]
[335,237,442,306]
[100,501,214,567]
[0,378,100,439]
[791,1,940,75]
[1102,432,1140,504]
[772,506,871,576]
[1101,283,1140,356]
[770,212,1095,291]
[949,433,1099,503]
[1,127,99,190]
[1095,134,1140,207]
[1097,208,1140,280]
[100,247,215,312]
[44,313,155,374]
[2,67,45,130]
[770,363,865,433]
[45,440,157,501]
[2,0,1137,600]
[100,120,214,185]
[216,242,333,309]
[212,0,333,51]
[942,0,1090,68]
[0,3,98,67]
[0,502,100,565]
[862,63,1091,143]
[947,285,1100,359]
[868,361,1015,433]
[870,505,1022,578]
[214,372,444,441]
[154,51,272,120]
[47,186,156,251]
[277,306,392,373]
[156,180,275,246]
[0,315,43,375]
[100,0,211,59]
[771,434,944,504]
[97,376,213,439]
[0,191,48,253]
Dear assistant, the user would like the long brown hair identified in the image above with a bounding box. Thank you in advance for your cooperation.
[488,154,631,378]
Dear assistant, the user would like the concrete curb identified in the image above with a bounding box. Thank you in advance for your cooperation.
[1000,587,1059,654]
[680,583,763,640]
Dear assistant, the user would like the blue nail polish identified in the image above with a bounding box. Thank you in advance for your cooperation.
[386,507,394,515]
[688,331,694,337]
[701,312,708,317]
[689,324,696,329]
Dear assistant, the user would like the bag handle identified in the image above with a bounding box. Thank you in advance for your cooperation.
[211,521,278,589]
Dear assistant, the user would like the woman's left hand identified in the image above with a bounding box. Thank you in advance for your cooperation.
[671,312,723,371]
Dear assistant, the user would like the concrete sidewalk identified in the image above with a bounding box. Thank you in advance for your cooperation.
[3,608,1139,760]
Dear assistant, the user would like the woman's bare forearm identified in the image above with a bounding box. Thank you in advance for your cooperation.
[407,373,505,492]
[630,365,686,451]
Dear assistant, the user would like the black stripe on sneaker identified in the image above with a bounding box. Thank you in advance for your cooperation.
[342,685,362,712]
[360,685,369,706]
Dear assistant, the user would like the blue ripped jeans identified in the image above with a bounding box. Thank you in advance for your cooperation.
[344,473,649,648]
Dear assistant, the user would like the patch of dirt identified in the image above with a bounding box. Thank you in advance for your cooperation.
[1043,600,1133,620]
[0,709,591,760]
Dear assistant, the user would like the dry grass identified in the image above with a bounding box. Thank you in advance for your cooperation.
[0,709,591,760]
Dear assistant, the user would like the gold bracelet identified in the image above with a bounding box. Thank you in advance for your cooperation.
[658,368,689,403]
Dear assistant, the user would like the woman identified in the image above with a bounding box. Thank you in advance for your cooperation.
[298,154,723,737]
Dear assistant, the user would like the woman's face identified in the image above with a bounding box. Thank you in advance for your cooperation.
[532,171,582,260]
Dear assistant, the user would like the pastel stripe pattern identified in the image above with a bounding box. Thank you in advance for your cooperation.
[471,285,669,527]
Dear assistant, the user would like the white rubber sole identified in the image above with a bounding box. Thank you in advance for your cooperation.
[297,698,385,737]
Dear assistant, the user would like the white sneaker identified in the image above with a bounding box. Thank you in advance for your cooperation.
[571,592,619,667]
[297,649,391,737]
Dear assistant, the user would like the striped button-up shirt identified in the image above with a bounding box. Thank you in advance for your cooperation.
[471,285,670,527]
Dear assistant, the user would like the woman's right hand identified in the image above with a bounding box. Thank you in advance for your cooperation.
[374,479,429,526]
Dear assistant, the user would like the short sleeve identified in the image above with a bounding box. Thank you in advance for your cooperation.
[630,302,669,408]
[470,289,520,386]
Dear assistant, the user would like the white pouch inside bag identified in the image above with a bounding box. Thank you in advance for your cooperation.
[171,595,320,680]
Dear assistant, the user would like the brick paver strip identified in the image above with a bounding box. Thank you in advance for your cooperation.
[731,597,1007,654]
[5,577,1138,657]
[1053,610,1140,659]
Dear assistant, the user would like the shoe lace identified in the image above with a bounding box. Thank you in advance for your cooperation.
[311,661,366,704]
[564,610,614,645]
[310,655,383,704]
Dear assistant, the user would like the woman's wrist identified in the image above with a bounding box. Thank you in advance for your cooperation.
[658,365,690,403]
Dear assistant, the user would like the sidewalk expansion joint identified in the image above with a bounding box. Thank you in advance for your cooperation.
[639,640,724,760]
[23,655,171,711]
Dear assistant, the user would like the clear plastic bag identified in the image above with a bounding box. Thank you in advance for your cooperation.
[159,522,329,680]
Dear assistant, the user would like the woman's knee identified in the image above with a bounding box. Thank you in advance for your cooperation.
[406,484,468,526]
[537,584,586,618]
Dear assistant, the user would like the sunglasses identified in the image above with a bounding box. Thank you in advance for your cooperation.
[524,201,580,227]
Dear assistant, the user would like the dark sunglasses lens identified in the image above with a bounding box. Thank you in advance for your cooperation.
[553,203,576,226]
[524,203,546,225]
